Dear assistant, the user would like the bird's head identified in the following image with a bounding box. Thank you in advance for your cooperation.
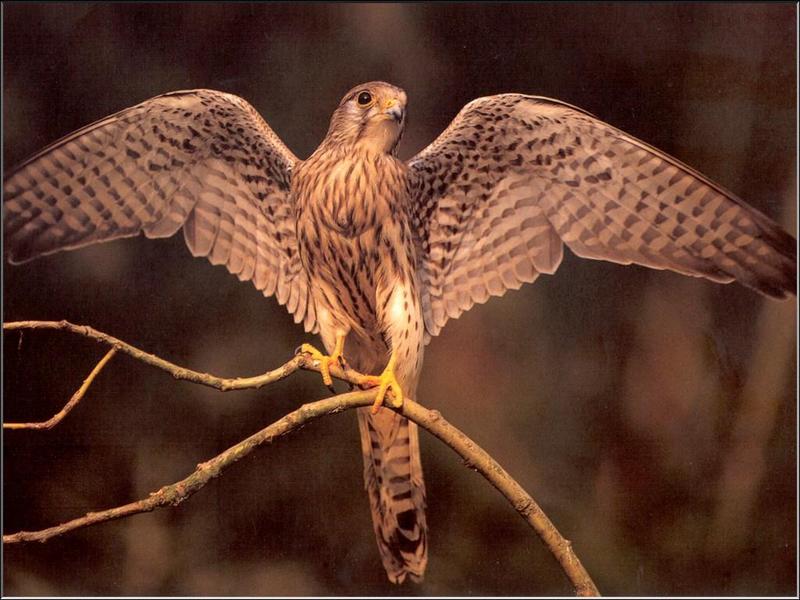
[324,82,407,155]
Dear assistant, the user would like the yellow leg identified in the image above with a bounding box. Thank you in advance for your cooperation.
[300,333,345,387]
[365,351,404,414]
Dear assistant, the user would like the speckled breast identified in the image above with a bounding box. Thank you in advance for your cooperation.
[292,150,417,339]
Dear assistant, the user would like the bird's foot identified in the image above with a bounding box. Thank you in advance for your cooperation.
[364,353,404,413]
[298,334,345,388]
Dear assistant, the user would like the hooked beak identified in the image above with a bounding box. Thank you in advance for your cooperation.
[381,98,404,123]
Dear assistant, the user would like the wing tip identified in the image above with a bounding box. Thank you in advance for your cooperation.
[754,272,797,300]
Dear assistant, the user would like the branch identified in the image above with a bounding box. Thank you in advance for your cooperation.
[3,319,307,390]
[3,319,373,390]
[2,389,375,541]
[4,348,117,430]
[3,319,599,596]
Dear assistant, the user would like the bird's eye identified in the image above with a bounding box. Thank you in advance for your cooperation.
[357,91,373,107]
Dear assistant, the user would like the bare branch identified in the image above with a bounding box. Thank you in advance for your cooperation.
[402,401,599,596]
[4,348,117,430]
[3,389,375,544]
[2,320,374,391]
[4,320,306,390]
[3,319,600,596]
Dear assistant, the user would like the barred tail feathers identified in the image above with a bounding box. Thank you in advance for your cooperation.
[357,406,428,583]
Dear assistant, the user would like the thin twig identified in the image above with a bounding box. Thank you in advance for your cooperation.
[3,319,600,596]
[4,348,117,430]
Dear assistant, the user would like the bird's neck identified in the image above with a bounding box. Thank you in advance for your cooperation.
[317,130,401,158]
[304,143,405,175]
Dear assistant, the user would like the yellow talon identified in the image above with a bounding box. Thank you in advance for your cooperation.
[300,333,345,388]
[366,352,404,414]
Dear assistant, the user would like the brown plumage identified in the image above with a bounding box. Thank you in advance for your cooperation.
[293,83,428,582]
[3,81,796,583]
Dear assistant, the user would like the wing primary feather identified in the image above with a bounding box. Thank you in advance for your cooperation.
[4,89,318,332]
[408,93,796,337]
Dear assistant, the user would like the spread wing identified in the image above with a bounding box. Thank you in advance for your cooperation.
[408,94,796,338]
[3,89,317,333]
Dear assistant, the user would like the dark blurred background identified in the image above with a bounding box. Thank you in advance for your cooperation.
[2,2,796,596]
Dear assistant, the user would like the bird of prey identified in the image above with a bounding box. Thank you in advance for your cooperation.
[3,81,796,584]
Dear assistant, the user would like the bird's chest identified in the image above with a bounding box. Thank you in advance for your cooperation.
[295,154,406,234]
[292,153,419,334]
[293,154,415,280]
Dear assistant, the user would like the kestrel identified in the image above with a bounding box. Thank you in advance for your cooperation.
[3,82,796,583]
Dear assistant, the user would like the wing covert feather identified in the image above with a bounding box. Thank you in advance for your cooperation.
[408,94,795,337]
[3,89,317,332]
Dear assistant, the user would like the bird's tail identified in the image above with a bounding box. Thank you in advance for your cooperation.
[357,406,427,583]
